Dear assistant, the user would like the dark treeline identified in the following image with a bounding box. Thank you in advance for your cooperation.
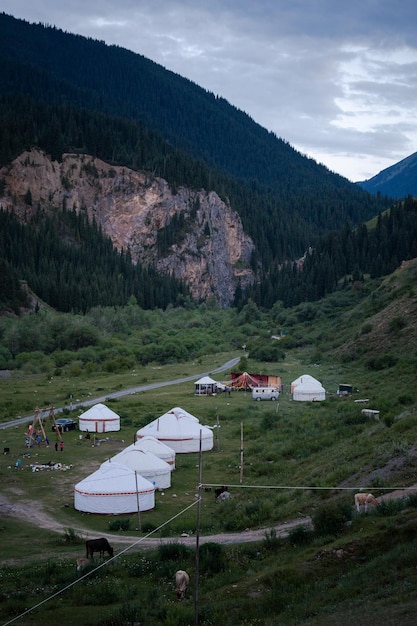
[246,196,417,308]
[0,208,191,313]
[0,13,391,274]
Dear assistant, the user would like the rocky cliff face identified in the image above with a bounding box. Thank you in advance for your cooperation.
[0,149,255,306]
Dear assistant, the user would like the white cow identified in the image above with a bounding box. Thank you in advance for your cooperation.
[354,492,379,513]
[175,570,190,600]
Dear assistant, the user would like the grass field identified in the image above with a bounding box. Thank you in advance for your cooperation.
[2,278,417,624]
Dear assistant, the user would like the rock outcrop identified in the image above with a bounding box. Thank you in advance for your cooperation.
[0,149,255,306]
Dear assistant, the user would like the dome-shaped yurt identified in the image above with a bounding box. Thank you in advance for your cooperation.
[292,377,326,402]
[291,375,321,394]
[136,407,213,453]
[107,448,171,490]
[74,462,155,514]
[79,403,120,433]
[127,436,176,470]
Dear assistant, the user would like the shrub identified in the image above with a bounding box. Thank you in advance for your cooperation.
[383,414,395,428]
[373,499,405,516]
[388,316,407,332]
[406,493,417,509]
[366,354,398,371]
[263,528,282,551]
[199,542,226,574]
[288,524,314,546]
[61,527,84,544]
[157,542,192,562]
[312,501,352,537]
[108,518,131,531]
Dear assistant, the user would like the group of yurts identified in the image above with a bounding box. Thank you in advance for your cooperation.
[74,373,326,515]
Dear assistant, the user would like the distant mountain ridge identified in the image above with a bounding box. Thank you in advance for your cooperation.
[358,152,417,199]
[0,12,396,312]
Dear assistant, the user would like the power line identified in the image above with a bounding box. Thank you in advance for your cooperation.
[1,498,200,626]
[202,482,417,492]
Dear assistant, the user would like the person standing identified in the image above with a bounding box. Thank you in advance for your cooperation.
[60,441,64,452]
[55,441,58,452]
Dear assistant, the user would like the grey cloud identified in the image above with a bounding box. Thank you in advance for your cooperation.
[3,0,417,180]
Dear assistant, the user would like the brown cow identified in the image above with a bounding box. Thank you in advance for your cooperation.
[354,492,379,513]
[175,570,189,600]
[86,538,114,559]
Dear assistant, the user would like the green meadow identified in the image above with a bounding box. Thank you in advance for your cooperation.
[2,269,417,624]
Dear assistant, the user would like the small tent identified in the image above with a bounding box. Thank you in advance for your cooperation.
[108,448,171,490]
[136,407,213,453]
[194,376,220,395]
[130,436,176,470]
[79,403,120,433]
[74,462,155,514]
[292,376,326,402]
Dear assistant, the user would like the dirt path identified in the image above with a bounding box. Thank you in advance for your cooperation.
[2,485,416,563]
[0,492,312,550]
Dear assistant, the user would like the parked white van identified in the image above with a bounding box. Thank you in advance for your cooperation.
[251,387,279,401]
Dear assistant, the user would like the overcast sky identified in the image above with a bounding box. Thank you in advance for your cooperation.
[4,1,417,182]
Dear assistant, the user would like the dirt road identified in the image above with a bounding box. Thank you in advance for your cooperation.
[0,492,312,551]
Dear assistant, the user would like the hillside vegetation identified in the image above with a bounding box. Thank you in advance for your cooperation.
[1,260,417,624]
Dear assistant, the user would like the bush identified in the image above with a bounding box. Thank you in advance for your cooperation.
[366,354,398,371]
[108,518,131,531]
[61,527,84,544]
[312,501,352,537]
[288,524,314,546]
[199,542,226,574]
[263,528,282,551]
[142,521,157,533]
[157,542,192,562]
[406,493,417,509]
[373,499,405,517]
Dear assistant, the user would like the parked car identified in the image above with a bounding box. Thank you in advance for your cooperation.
[52,418,78,432]
[251,387,280,401]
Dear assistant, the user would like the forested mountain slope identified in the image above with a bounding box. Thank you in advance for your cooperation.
[358,151,417,199]
[0,12,389,273]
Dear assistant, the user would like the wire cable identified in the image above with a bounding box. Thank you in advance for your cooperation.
[1,498,200,626]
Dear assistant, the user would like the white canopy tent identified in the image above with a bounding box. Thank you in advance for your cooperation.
[74,462,155,514]
[194,376,220,395]
[78,403,120,433]
[107,448,171,490]
[129,436,176,470]
[136,407,213,453]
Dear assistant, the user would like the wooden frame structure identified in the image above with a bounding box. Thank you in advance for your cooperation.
[26,405,63,447]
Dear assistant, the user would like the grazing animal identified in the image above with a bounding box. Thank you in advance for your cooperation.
[76,557,91,571]
[354,493,379,513]
[214,485,228,500]
[86,538,114,559]
[175,570,189,600]
[216,490,231,503]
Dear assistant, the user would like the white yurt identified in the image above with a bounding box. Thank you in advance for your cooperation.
[129,436,176,470]
[291,375,321,394]
[74,461,155,514]
[107,448,171,490]
[78,403,120,433]
[292,380,326,402]
[136,407,214,453]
